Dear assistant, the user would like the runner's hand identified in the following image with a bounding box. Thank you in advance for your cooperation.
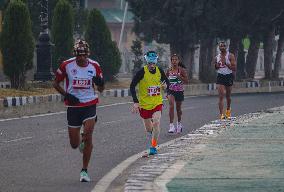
[177,73,183,80]
[93,76,104,86]
[64,93,80,105]
[132,103,140,114]
[215,61,221,69]
[225,62,232,68]
[161,80,167,90]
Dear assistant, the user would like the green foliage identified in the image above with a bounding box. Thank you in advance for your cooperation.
[0,0,35,88]
[131,39,143,75]
[74,7,89,37]
[0,0,9,10]
[243,38,250,50]
[85,9,121,81]
[109,41,122,79]
[51,0,74,70]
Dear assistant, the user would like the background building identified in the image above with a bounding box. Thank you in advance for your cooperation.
[87,0,136,73]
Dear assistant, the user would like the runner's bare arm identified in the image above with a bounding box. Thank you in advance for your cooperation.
[213,57,220,69]
[53,80,66,96]
[178,68,189,84]
[228,53,236,71]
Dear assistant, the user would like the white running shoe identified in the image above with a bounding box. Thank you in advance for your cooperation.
[80,170,91,182]
[168,123,176,133]
[176,122,183,133]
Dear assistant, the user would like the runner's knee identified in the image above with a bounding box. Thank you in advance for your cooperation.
[70,142,79,149]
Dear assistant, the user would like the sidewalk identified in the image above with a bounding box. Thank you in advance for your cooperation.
[123,107,284,192]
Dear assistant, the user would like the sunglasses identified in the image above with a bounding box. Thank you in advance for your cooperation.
[146,52,157,58]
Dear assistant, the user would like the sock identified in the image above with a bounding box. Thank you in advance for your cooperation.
[151,138,157,148]
[81,168,87,172]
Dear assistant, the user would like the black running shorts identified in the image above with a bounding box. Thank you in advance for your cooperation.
[168,90,184,102]
[67,105,97,128]
[216,73,234,87]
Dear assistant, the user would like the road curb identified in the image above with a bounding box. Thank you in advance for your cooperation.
[0,80,284,108]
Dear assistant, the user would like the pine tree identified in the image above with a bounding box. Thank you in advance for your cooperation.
[131,39,143,75]
[85,9,121,81]
[51,0,74,70]
[0,0,34,88]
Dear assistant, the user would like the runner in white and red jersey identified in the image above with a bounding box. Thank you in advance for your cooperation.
[53,39,104,182]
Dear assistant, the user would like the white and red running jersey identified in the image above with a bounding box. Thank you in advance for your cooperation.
[55,57,103,107]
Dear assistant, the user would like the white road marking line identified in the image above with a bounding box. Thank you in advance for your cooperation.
[97,102,133,108]
[3,136,33,143]
[0,111,66,122]
[101,119,125,125]
[0,103,133,122]
[0,96,199,123]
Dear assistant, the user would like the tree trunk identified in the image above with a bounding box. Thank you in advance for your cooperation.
[236,40,246,80]
[182,46,195,80]
[199,37,216,83]
[245,36,260,79]
[229,36,240,62]
[263,25,275,79]
[273,29,284,79]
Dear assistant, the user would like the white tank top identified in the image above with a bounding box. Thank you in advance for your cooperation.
[216,52,232,75]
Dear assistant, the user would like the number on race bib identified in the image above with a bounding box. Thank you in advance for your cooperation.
[148,86,161,96]
[72,79,91,89]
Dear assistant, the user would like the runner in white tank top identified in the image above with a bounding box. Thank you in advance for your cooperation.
[213,41,236,120]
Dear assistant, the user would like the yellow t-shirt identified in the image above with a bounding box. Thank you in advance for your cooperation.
[138,66,163,110]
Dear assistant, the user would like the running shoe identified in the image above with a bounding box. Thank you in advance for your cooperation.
[141,152,149,158]
[220,114,225,120]
[225,109,231,119]
[149,147,157,155]
[176,122,183,133]
[168,123,176,133]
[80,170,90,182]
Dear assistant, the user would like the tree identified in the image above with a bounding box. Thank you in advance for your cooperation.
[128,0,202,80]
[0,0,34,88]
[131,39,143,75]
[109,41,122,79]
[85,8,121,81]
[51,0,74,70]
[274,23,284,79]
[245,36,260,79]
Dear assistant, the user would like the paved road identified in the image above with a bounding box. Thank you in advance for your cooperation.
[0,92,284,192]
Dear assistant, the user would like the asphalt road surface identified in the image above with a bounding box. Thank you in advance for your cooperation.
[1,92,284,192]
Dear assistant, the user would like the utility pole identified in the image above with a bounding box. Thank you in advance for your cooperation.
[34,0,54,81]
[0,8,4,79]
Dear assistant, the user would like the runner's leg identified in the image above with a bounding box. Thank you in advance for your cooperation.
[168,94,175,123]
[176,101,182,123]
[142,118,153,150]
[82,119,95,169]
[152,111,161,148]
[218,85,226,116]
[68,127,81,149]
[225,86,232,110]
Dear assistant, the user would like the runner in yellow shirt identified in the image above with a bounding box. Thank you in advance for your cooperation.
[130,51,169,157]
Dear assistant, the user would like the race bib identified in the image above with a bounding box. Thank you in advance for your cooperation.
[218,61,226,68]
[72,78,91,89]
[148,86,161,96]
